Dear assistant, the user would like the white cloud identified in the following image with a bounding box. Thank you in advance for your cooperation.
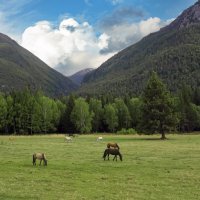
[21,18,114,76]
[100,17,171,54]
[21,16,172,76]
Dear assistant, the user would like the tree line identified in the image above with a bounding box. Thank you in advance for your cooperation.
[0,72,200,138]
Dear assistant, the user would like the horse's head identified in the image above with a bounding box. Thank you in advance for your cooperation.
[44,159,47,166]
[103,149,108,160]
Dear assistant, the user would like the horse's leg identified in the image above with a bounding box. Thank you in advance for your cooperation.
[113,155,117,161]
[40,159,42,165]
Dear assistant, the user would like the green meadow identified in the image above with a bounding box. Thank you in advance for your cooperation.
[0,134,200,200]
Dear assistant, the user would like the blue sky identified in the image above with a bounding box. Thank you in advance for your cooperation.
[0,0,197,75]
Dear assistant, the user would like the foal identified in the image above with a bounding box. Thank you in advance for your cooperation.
[33,153,47,166]
[103,148,122,161]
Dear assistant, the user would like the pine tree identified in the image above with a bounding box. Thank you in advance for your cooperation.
[141,72,178,139]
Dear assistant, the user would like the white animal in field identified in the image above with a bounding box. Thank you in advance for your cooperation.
[65,136,72,142]
[97,136,103,141]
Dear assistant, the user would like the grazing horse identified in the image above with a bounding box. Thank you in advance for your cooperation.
[33,153,47,166]
[103,148,122,161]
[107,143,120,149]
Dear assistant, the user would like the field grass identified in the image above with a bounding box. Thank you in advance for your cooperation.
[0,134,200,200]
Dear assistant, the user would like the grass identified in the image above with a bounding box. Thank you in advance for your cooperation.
[0,134,200,200]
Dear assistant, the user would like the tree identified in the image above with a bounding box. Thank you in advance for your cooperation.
[60,95,76,133]
[141,72,178,139]
[0,93,7,132]
[104,104,118,132]
[71,98,93,133]
[128,97,142,130]
[114,98,131,130]
[89,98,103,132]
[178,85,200,132]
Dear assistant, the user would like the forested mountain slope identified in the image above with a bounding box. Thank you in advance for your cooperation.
[0,33,77,96]
[79,1,200,96]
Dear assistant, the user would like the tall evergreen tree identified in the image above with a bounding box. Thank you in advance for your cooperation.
[141,72,178,139]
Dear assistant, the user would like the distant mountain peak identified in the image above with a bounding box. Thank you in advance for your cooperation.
[163,1,200,31]
[69,68,94,86]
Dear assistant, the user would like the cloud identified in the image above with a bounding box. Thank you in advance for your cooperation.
[100,17,172,54]
[109,0,123,5]
[100,6,144,29]
[21,15,172,76]
[21,18,114,76]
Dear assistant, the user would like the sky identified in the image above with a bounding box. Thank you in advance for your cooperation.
[0,0,197,76]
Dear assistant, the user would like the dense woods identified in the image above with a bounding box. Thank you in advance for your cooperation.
[0,73,199,137]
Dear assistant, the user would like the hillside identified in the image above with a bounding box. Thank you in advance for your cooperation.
[0,33,77,96]
[79,1,200,96]
[69,68,94,86]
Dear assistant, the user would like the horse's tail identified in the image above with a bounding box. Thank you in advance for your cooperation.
[118,152,122,161]
[32,154,36,165]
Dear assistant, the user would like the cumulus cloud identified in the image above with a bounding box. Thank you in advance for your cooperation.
[21,18,114,76]
[21,14,172,75]
[100,17,171,54]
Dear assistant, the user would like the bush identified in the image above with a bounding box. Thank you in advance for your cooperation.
[117,128,137,135]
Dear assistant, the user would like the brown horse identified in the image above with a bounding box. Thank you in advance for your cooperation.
[103,148,122,161]
[107,143,120,149]
[33,153,47,166]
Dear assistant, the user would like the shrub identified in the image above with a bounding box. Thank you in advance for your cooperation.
[117,128,137,135]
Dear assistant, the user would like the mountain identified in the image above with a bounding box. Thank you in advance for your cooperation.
[69,68,94,86]
[79,1,200,96]
[0,33,77,96]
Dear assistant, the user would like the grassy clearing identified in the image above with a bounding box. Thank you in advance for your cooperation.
[0,134,200,200]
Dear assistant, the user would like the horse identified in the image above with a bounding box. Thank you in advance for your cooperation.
[33,153,47,166]
[103,148,122,161]
[107,142,120,149]
[97,136,103,141]
[65,136,72,142]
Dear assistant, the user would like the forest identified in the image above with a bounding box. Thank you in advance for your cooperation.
[0,72,199,136]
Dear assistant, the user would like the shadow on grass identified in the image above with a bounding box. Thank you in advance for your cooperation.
[117,136,176,141]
